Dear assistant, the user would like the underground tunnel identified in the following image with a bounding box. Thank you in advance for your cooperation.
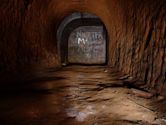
[0,0,166,125]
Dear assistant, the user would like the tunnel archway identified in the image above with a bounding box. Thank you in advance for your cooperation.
[57,12,108,66]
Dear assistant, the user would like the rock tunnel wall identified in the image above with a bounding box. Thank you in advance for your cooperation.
[109,0,166,93]
[0,0,166,93]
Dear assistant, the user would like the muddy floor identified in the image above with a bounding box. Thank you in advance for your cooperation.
[0,66,165,125]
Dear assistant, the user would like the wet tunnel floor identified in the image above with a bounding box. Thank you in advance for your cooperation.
[0,66,165,125]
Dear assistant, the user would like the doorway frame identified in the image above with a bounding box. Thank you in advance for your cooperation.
[57,12,109,66]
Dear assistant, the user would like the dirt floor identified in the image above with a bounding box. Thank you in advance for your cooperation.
[0,66,165,125]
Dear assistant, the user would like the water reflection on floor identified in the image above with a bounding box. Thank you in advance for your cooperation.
[0,66,165,125]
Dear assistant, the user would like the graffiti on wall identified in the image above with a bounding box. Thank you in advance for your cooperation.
[68,26,106,64]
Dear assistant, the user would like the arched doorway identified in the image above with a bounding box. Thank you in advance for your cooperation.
[57,12,108,65]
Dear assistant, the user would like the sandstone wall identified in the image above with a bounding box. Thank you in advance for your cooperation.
[109,0,166,93]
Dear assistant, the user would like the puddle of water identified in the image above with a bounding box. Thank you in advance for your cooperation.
[66,105,96,122]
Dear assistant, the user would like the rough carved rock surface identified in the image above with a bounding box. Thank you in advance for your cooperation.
[0,66,165,125]
[0,0,166,92]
